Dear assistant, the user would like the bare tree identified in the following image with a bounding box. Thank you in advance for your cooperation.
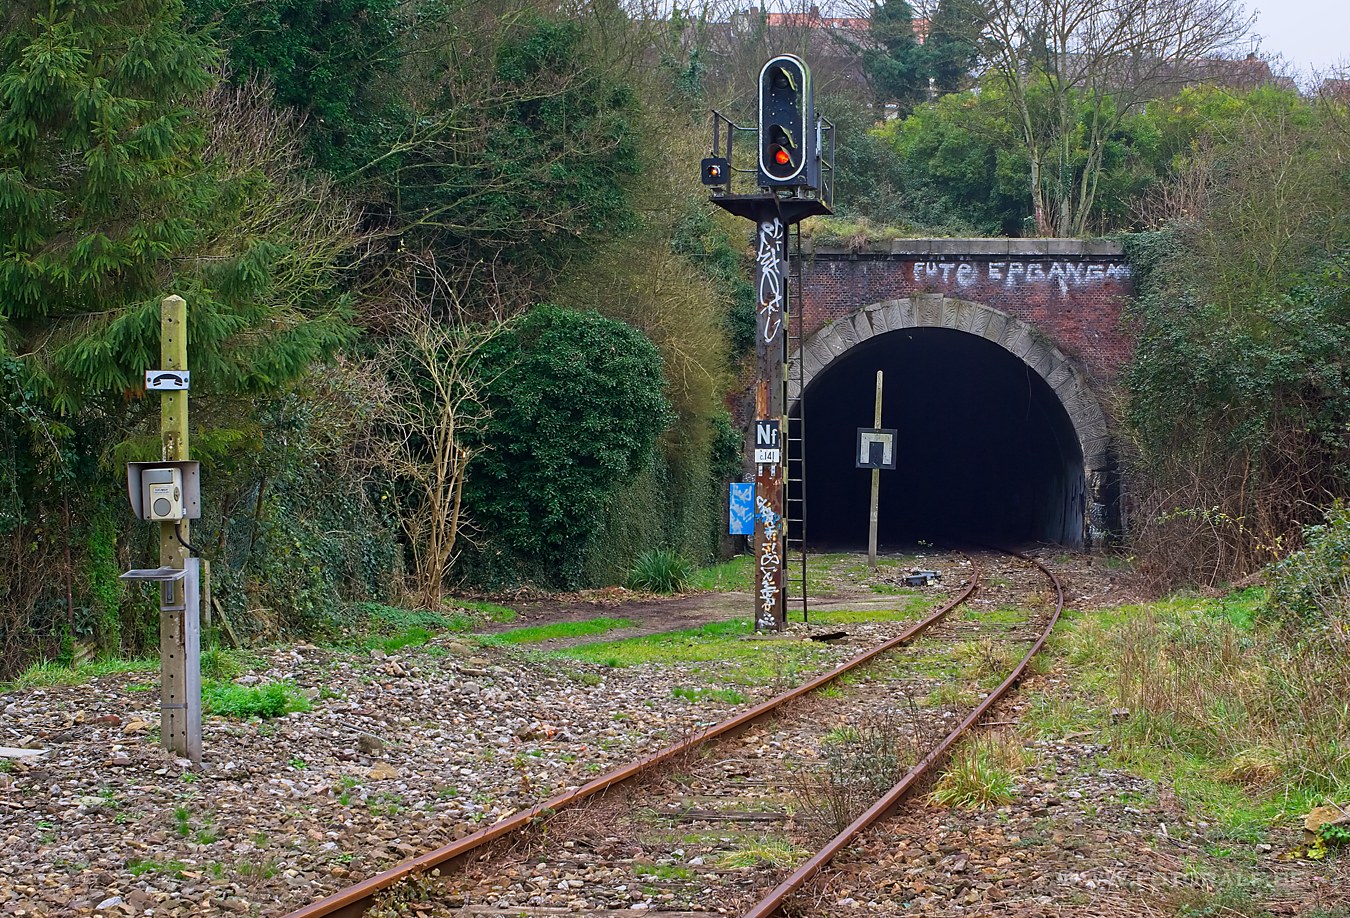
[366,257,510,607]
[971,0,1253,235]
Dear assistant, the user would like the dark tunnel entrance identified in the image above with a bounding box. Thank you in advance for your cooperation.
[792,326,1086,550]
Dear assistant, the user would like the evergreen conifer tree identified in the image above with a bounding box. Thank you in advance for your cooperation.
[0,0,356,415]
[863,0,925,113]
[920,0,980,94]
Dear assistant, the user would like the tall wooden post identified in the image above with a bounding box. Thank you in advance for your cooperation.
[868,370,883,570]
[159,295,200,762]
[753,218,788,632]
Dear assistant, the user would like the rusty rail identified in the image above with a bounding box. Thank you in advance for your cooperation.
[285,561,980,918]
[740,551,1064,918]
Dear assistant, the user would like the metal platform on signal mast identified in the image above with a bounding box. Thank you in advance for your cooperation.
[708,191,831,224]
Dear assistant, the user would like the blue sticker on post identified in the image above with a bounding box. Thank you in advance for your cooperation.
[729,482,755,535]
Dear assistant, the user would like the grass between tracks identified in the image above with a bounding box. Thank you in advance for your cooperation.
[1026,587,1350,849]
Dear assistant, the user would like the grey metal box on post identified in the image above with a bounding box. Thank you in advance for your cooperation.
[126,461,201,522]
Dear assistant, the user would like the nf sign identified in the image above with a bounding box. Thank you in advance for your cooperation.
[857,428,898,470]
[754,419,781,465]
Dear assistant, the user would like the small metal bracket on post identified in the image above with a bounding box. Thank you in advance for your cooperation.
[119,560,202,764]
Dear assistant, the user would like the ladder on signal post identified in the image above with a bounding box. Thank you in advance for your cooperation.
[784,222,809,623]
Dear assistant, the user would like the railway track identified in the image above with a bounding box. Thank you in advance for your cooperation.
[288,550,1062,918]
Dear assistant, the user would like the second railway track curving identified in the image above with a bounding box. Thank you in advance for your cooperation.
[289,549,1063,918]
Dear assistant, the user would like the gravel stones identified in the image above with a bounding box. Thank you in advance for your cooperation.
[0,638,764,915]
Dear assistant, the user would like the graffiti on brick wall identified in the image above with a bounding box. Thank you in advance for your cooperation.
[757,218,785,343]
[912,261,1131,295]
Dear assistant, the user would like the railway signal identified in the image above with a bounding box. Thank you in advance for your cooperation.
[759,54,813,188]
[701,155,730,186]
[704,56,834,631]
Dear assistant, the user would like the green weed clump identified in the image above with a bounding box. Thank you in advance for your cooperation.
[929,732,1024,809]
[718,836,806,869]
[627,549,693,594]
[671,685,746,704]
[798,713,921,835]
[202,682,311,719]
[200,647,260,682]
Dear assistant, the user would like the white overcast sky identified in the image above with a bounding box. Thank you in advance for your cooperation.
[757,1,1346,80]
[1247,0,1347,77]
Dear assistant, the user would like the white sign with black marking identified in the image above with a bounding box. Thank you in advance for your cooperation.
[754,419,780,465]
[146,370,190,391]
[856,428,898,470]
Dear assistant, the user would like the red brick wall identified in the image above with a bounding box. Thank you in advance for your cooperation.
[796,241,1135,385]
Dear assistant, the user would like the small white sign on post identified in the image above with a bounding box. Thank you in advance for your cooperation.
[856,428,898,470]
[146,370,190,391]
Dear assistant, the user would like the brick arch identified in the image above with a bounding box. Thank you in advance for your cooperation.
[787,294,1111,477]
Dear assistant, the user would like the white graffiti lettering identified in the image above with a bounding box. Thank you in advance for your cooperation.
[910,260,1132,294]
[755,494,782,623]
[757,219,785,344]
[756,495,781,526]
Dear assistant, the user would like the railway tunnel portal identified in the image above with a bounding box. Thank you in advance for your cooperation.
[786,239,1131,550]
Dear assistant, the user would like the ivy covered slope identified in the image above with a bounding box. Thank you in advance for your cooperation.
[1122,91,1350,589]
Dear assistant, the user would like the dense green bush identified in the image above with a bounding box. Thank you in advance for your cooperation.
[1267,504,1350,637]
[464,306,671,587]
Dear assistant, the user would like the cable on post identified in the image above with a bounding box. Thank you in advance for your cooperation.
[175,522,201,558]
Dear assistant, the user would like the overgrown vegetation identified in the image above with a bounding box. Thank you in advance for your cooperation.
[798,711,921,835]
[0,0,755,675]
[1,0,1343,685]
[1034,584,1350,838]
[1123,92,1350,590]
